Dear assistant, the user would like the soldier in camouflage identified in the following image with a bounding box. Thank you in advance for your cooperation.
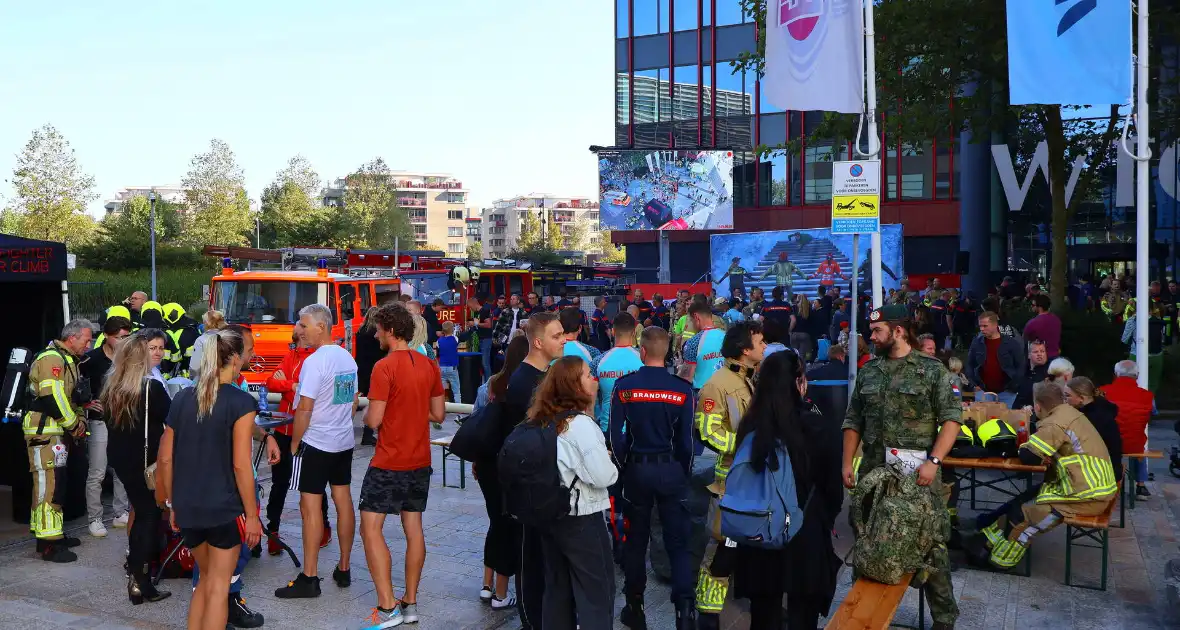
[758,251,806,301]
[843,304,962,630]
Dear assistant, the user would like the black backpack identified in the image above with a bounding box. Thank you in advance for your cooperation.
[449,401,504,462]
[497,413,579,528]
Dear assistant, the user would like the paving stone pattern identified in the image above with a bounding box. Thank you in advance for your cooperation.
[3,416,1180,629]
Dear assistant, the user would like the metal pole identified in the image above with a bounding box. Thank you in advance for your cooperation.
[659,230,671,283]
[864,0,884,308]
[1135,0,1150,390]
[149,191,157,301]
[850,234,860,393]
[256,217,261,248]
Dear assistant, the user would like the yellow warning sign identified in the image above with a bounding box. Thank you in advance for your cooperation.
[832,195,880,219]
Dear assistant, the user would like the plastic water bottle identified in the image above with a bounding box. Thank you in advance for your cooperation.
[1016,420,1029,447]
[257,385,269,413]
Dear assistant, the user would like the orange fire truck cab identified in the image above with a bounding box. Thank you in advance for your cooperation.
[209,259,401,387]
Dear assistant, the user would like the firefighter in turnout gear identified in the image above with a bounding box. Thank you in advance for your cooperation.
[161,302,200,378]
[23,320,94,563]
[968,381,1118,572]
[1101,280,1130,324]
[93,304,135,348]
[693,321,765,629]
[843,304,961,630]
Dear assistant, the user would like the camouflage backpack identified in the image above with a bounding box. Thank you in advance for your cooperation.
[850,465,949,585]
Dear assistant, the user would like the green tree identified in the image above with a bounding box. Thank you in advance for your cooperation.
[734,0,1143,309]
[544,218,565,252]
[564,220,592,252]
[341,158,414,248]
[5,124,97,247]
[466,241,482,260]
[258,181,338,248]
[515,211,542,251]
[274,154,322,199]
[180,139,252,247]
[600,241,626,264]
[75,195,204,270]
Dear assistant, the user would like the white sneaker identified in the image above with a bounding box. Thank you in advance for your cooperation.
[112,513,129,528]
[88,520,107,538]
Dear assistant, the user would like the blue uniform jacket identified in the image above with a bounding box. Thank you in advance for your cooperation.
[608,366,695,476]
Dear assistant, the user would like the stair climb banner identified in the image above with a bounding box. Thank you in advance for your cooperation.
[708,226,903,301]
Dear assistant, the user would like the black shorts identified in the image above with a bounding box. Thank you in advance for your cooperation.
[291,443,353,494]
[182,515,245,551]
[359,466,432,514]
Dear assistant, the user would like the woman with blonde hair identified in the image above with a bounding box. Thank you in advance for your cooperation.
[527,356,617,629]
[1065,376,1123,482]
[155,329,265,630]
[188,310,228,382]
[104,329,172,605]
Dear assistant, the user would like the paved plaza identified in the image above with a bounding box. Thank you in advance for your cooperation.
[2,415,1180,629]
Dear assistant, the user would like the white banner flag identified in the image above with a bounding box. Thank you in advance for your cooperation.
[763,0,865,114]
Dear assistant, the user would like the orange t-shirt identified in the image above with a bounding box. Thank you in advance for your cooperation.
[368,350,444,471]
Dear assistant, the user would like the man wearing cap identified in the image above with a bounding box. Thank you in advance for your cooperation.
[843,304,961,630]
[715,256,748,297]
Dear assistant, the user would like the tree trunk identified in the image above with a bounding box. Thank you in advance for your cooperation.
[1044,106,1070,311]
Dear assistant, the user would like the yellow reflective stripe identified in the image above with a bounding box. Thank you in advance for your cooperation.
[982,524,1004,547]
[1025,435,1055,458]
[695,569,727,612]
[989,539,1027,568]
[697,412,736,454]
[49,380,76,429]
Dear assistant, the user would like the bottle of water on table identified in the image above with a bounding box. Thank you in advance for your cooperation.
[258,385,269,413]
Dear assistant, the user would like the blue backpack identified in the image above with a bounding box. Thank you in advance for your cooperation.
[718,437,809,550]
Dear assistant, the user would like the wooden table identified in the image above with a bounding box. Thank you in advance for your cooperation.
[941,456,1048,508]
[431,434,466,489]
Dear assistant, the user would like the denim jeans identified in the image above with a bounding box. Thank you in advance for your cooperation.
[441,365,462,403]
[481,340,494,383]
[86,420,128,522]
[1129,458,1149,484]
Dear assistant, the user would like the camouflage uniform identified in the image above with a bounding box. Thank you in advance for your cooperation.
[844,350,961,626]
[693,359,755,622]
[759,261,805,300]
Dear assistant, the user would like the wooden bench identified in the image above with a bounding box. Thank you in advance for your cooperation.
[1063,484,1118,591]
[825,573,926,630]
[430,435,466,489]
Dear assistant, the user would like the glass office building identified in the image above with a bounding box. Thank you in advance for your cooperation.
[612,0,1180,287]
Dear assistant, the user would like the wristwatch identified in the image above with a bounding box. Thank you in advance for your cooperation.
[927,455,942,465]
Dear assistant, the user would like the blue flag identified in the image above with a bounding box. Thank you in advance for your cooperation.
[1006,0,1132,105]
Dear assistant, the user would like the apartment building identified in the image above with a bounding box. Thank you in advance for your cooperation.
[323,171,470,255]
[466,212,482,254]
[103,185,188,216]
[481,193,601,258]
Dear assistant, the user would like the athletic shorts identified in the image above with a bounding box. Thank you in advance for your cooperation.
[358,466,433,514]
[291,443,353,494]
[182,515,245,551]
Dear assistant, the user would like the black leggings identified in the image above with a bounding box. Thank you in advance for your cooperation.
[268,432,329,532]
[476,460,518,577]
[111,461,160,576]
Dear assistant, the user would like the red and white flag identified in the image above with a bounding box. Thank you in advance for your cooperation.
[763,0,865,114]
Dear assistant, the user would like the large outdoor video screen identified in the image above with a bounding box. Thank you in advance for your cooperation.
[709,225,904,299]
[598,150,734,231]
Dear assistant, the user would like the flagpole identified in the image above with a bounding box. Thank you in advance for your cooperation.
[1134,0,1150,390]
[863,0,884,308]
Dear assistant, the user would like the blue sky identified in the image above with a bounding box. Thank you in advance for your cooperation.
[0,1,613,216]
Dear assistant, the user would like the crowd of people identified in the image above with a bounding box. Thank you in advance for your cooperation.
[14,268,1168,630]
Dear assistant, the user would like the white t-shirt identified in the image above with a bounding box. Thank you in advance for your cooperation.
[297,344,359,453]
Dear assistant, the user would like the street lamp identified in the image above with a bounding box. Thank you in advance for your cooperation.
[148,190,157,301]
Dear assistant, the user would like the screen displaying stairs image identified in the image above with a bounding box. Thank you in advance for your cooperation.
[709,225,904,299]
